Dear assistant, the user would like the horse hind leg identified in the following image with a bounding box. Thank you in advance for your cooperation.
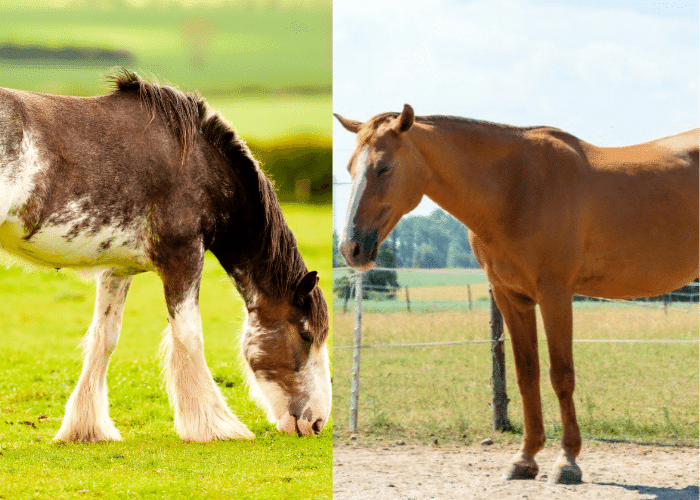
[55,271,132,442]
[159,256,253,441]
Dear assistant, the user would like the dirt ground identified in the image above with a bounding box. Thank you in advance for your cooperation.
[333,441,699,499]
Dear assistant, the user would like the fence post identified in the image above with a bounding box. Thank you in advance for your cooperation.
[349,271,364,433]
[405,286,411,312]
[467,284,472,310]
[490,288,511,431]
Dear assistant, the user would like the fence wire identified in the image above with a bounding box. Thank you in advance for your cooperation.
[334,267,699,350]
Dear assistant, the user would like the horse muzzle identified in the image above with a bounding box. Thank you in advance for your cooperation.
[277,408,327,436]
[339,230,378,270]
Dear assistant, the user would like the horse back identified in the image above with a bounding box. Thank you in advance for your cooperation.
[575,130,699,297]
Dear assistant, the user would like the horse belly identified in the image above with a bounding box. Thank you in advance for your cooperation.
[0,214,151,272]
[577,233,698,299]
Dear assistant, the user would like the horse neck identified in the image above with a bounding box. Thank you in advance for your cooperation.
[410,120,527,239]
[212,176,307,308]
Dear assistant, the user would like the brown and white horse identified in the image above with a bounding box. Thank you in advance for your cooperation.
[0,71,331,442]
[335,104,698,484]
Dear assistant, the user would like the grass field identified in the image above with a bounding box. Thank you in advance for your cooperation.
[333,293,698,448]
[0,2,331,142]
[0,204,332,499]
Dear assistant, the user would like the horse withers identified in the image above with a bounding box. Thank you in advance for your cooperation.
[0,71,331,442]
[336,104,698,484]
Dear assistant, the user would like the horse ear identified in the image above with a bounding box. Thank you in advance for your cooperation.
[295,271,319,301]
[334,113,362,133]
[395,104,414,133]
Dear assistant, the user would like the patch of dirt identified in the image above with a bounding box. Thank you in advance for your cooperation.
[333,441,698,499]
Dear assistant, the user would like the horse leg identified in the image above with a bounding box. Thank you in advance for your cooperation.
[159,253,254,442]
[492,287,545,480]
[55,271,132,442]
[538,282,582,484]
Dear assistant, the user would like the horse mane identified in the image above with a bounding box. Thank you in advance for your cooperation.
[108,70,327,343]
[365,111,545,137]
[108,69,201,162]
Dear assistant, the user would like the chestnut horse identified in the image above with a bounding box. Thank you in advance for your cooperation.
[0,71,331,442]
[335,104,698,484]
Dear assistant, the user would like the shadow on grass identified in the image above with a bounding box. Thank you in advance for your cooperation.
[595,483,699,500]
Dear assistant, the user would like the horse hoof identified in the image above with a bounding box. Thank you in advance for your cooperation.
[502,460,538,480]
[550,456,582,484]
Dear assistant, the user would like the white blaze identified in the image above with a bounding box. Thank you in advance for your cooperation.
[341,144,369,244]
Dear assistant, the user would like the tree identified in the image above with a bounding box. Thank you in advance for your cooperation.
[414,243,440,268]
[332,231,345,268]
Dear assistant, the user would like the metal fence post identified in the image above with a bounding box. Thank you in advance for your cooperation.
[349,271,364,433]
[490,288,511,431]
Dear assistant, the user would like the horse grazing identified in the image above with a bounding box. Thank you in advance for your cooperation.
[0,71,331,442]
[335,104,698,484]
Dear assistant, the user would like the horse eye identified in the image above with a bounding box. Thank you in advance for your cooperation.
[299,330,314,344]
[376,164,391,177]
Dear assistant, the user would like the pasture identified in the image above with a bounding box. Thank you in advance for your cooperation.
[0,2,331,142]
[333,288,698,447]
[0,204,332,499]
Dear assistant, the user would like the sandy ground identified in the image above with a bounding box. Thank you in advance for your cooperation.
[333,441,699,499]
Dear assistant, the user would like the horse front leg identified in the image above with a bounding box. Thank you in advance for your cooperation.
[538,282,582,484]
[159,251,254,442]
[55,271,132,442]
[492,287,545,480]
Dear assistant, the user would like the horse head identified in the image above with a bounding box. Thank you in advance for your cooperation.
[335,104,427,269]
[240,271,331,436]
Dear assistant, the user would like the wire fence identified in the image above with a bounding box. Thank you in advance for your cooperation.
[334,267,699,432]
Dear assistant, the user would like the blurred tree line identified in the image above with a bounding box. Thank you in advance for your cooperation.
[332,209,476,300]
[333,209,478,269]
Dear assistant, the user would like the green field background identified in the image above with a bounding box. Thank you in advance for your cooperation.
[0,1,332,498]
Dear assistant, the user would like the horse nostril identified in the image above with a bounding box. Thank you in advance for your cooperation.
[340,240,361,261]
[312,418,324,435]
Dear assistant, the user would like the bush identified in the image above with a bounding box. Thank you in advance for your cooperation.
[249,136,331,205]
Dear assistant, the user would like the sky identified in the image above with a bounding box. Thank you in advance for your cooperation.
[332,0,699,231]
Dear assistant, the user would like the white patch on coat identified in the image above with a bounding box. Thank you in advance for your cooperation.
[240,315,289,423]
[0,129,47,224]
[0,196,151,272]
[298,342,332,422]
[341,144,369,244]
[240,313,332,428]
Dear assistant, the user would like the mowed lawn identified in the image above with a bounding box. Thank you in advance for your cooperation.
[333,297,698,447]
[0,204,332,499]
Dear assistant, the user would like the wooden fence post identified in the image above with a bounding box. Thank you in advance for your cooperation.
[405,286,411,312]
[349,271,363,433]
[490,288,511,431]
[467,284,472,310]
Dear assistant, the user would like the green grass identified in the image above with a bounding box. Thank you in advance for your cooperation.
[0,5,331,94]
[0,3,331,142]
[208,96,331,142]
[0,204,332,499]
[332,306,698,447]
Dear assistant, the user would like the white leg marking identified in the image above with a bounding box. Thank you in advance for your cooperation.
[55,270,132,442]
[161,288,253,441]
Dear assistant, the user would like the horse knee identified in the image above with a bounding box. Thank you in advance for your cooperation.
[550,365,575,400]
